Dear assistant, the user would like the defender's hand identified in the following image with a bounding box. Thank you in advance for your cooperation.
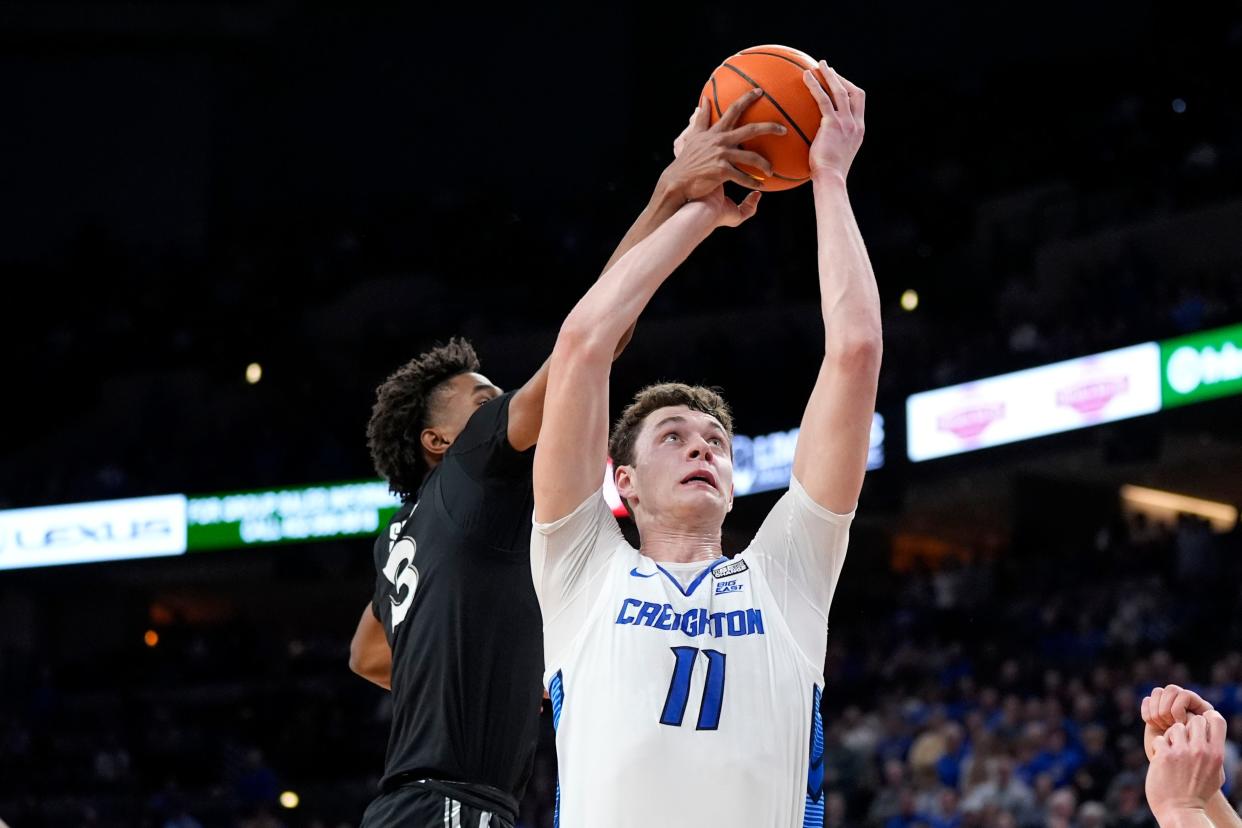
[695,188,762,229]
[663,87,785,200]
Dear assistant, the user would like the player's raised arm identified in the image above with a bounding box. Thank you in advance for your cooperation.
[534,191,761,523]
[790,63,883,515]
[507,89,782,452]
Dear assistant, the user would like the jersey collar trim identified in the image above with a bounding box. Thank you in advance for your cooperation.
[654,556,730,598]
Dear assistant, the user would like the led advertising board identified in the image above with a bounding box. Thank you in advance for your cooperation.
[1161,323,1242,408]
[906,343,1162,462]
[0,495,188,571]
[2,416,887,567]
[187,481,402,551]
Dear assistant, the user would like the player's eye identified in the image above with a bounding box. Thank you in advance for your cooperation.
[662,432,680,443]
[708,436,723,447]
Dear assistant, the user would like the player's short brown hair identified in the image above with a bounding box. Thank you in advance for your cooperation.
[367,338,481,500]
[608,382,735,469]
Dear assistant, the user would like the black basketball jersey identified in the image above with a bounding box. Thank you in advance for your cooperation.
[370,391,543,799]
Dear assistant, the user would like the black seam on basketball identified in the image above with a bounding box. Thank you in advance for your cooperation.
[721,61,813,146]
[733,162,805,184]
[728,162,765,184]
[710,75,723,118]
[739,50,815,71]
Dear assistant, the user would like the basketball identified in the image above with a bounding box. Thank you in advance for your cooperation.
[701,45,831,190]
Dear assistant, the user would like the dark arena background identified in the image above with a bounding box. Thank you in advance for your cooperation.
[3,1,1242,826]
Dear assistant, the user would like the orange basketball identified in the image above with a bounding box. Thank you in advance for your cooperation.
[700,45,830,191]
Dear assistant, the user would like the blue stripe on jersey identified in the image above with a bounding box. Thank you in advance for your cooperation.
[803,794,825,828]
[550,671,564,828]
[550,670,565,730]
[654,556,729,597]
[804,684,826,827]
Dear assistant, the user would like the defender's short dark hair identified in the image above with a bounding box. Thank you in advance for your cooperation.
[608,382,734,470]
[367,338,480,499]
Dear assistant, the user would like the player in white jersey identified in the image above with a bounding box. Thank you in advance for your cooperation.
[532,62,879,828]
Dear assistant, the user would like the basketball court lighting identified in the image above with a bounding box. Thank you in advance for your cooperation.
[245,363,263,384]
[901,289,919,311]
[1120,484,1238,532]
[279,791,300,809]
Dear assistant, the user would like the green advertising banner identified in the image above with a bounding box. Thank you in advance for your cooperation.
[186,480,402,551]
[1161,323,1242,409]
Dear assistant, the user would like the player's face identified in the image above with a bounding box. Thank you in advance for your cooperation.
[434,372,502,445]
[619,405,734,524]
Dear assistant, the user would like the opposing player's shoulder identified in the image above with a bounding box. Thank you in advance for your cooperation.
[448,391,515,456]
[373,498,415,560]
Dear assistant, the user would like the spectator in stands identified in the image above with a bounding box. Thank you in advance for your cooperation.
[935,722,970,790]
[1077,800,1108,828]
[1073,724,1118,802]
[869,758,912,827]
[925,788,963,828]
[961,756,1035,818]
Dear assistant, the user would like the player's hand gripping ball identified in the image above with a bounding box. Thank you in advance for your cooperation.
[701,45,835,190]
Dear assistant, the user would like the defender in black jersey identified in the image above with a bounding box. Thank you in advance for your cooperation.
[365,378,541,825]
[349,88,785,827]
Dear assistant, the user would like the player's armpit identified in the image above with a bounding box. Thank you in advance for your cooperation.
[349,604,392,691]
[746,478,852,667]
[531,489,618,609]
[531,490,627,669]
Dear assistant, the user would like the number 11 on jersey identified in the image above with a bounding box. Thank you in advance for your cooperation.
[659,647,727,730]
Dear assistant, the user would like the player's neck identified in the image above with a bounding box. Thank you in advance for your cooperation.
[636,519,723,564]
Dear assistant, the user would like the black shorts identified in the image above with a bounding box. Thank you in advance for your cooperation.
[361,778,517,828]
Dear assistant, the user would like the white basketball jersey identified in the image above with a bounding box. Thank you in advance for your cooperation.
[531,477,852,828]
